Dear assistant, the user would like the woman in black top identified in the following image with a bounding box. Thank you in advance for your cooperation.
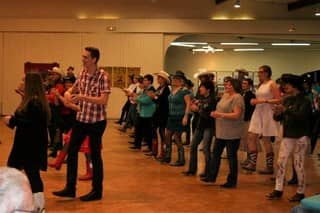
[152,71,171,158]
[3,72,51,212]
[239,78,256,166]
[267,74,312,202]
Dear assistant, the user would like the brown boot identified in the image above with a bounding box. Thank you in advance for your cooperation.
[152,139,158,157]
[48,151,67,170]
[157,141,165,159]
[78,161,93,181]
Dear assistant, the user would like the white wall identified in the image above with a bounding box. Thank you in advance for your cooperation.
[0,32,164,118]
[1,18,320,117]
[165,46,320,83]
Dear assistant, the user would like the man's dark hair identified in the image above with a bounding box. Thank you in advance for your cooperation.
[200,80,215,93]
[144,74,154,84]
[85,47,100,64]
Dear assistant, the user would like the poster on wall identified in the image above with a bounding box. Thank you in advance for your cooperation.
[101,66,113,87]
[253,71,260,87]
[217,71,233,85]
[113,67,126,88]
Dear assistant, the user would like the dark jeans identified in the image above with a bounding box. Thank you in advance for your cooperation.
[207,138,240,185]
[134,116,153,149]
[119,99,131,124]
[188,128,213,174]
[124,104,137,129]
[66,120,106,193]
[24,167,43,193]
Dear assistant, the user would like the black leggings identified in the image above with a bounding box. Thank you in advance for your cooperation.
[24,167,43,193]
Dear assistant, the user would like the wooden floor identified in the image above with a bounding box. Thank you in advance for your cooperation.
[1,120,320,213]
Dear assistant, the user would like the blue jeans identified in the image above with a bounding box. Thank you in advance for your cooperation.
[188,128,213,174]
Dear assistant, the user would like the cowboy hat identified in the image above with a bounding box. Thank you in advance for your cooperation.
[172,70,187,81]
[281,74,303,91]
[154,70,170,83]
[49,66,64,76]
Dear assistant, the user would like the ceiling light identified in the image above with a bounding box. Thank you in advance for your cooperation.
[176,42,208,45]
[77,14,88,19]
[220,42,259,45]
[234,0,241,8]
[233,48,264,52]
[192,46,224,53]
[171,42,195,47]
[106,26,117,31]
[271,43,311,46]
[316,12,320,16]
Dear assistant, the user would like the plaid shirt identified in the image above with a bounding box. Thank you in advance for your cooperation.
[72,68,111,123]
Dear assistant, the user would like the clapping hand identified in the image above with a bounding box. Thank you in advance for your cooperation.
[273,104,285,114]
[3,115,12,126]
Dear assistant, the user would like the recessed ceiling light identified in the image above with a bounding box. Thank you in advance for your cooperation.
[271,43,311,46]
[77,14,88,19]
[234,0,241,8]
[96,16,119,20]
[315,12,320,16]
[233,48,264,52]
[220,42,259,45]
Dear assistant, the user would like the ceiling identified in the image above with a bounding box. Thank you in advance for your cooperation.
[0,0,319,20]
[171,34,320,52]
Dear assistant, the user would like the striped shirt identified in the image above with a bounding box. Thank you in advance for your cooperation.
[72,68,111,123]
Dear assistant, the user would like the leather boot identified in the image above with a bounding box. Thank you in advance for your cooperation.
[242,152,257,172]
[157,141,165,159]
[52,187,76,198]
[152,138,158,157]
[258,152,274,175]
[78,161,93,181]
[159,145,171,163]
[170,147,185,167]
[48,151,67,170]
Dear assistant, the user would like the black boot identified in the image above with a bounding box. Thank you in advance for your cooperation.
[266,190,283,200]
[80,190,102,201]
[288,168,298,185]
[170,147,185,167]
[159,145,171,163]
[52,187,76,198]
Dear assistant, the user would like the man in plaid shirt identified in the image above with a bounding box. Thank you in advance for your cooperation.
[53,47,110,201]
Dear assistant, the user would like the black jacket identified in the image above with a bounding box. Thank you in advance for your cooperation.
[274,93,312,138]
[7,97,49,171]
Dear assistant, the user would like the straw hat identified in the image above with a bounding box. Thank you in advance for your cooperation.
[49,67,64,76]
[155,70,170,83]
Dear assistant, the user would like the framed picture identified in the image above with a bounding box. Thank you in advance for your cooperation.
[101,66,113,87]
[216,71,233,84]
